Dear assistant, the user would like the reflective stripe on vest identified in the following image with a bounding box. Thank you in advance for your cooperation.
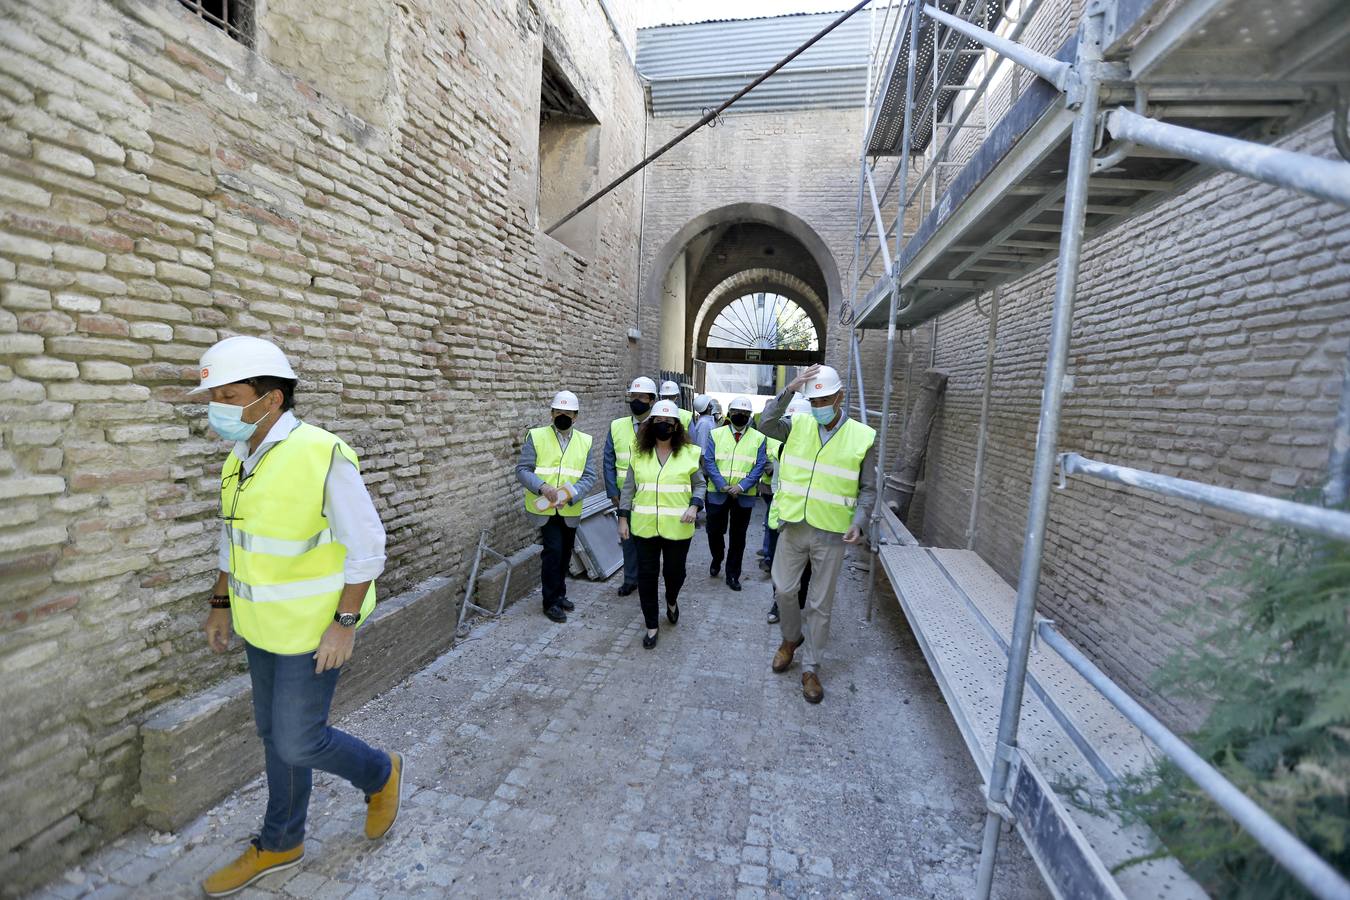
[712,426,766,497]
[221,422,376,655]
[610,417,639,490]
[524,426,592,517]
[629,443,701,540]
[774,415,876,534]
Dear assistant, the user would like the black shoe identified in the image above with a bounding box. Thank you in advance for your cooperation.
[710,562,721,578]
[617,582,637,597]
[726,576,741,592]
[666,602,679,625]
[544,606,567,623]
[559,598,575,611]
[642,631,658,649]
[760,559,772,573]
[767,603,780,624]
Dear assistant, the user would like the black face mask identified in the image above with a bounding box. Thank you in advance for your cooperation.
[553,414,573,431]
[729,413,750,428]
[630,399,651,416]
[651,422,676,441]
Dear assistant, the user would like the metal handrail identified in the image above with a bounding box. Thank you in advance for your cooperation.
[1058,453,1350,542]
[1037,623,1350,900]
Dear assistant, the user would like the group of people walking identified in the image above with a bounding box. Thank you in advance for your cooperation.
[183,331,876,897]
[183,333,878,894]
[517,364,877,705]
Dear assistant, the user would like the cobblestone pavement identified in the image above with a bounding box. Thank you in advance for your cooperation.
[37,518,1048,899]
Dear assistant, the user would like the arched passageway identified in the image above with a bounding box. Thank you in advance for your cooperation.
[648,204,839,399]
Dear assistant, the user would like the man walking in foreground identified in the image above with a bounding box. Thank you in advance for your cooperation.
[757,364,877,704]
[194,336,403,896]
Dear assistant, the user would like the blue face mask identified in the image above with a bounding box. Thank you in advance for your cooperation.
[208,395,269,442]
[810,404,837,426]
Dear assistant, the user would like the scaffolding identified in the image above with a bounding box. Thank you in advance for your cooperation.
[848,0,1350,897]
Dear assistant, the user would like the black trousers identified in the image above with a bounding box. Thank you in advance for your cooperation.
[634,535,690,630]
[539,516,577,611]
[706,499,753,579]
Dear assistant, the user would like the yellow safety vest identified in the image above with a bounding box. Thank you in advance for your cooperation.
[761,438,782,493]
[629,443,702,540]
[221,422,376,655]
[677,408,692,429]
[524,426,592,517]
[711,425,767,497]
[775,414,876,534]
[610,417,640,491]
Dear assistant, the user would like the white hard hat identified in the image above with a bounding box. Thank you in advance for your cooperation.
[649,399,681,419]
[728,396,753,412]
[786,395,812,417]
[693,393,711,413]
[189,335,297,394]
[801,365,843,400]
[659,380,680,397]
[551,390,579,412]
[627,376,658,397]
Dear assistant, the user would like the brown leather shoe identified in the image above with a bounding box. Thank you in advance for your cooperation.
[802,671,823,704]
[771,637,805,673]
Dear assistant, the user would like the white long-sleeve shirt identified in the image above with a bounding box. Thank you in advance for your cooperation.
[217,411,387,584]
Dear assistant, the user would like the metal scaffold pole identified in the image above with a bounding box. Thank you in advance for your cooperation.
[966,285,999,550]
[972,7,1104,896]
[866,0,922,623]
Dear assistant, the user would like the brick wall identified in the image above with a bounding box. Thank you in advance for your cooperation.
[918,120,1350,726]
[0,0,644,886]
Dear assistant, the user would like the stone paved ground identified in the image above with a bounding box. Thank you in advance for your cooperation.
[36,516,1048,899]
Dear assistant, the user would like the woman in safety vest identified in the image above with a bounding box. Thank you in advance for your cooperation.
[616,400,706,649]
[193,336,402,896]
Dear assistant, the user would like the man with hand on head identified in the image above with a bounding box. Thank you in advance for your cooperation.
[756,364,877,705]
[516,390,597,623]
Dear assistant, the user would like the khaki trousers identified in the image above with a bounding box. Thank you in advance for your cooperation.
[771,521,847,673]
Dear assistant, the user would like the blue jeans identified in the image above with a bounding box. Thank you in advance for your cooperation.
[760,495,774,557]
[621,534,639,586]
[245,642,392,851]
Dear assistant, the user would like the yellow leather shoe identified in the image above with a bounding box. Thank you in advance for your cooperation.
[365,751,404,840]
[202,841,303,897]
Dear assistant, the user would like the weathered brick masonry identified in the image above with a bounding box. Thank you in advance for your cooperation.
[918,121,1350,725]
[0,0,644,888]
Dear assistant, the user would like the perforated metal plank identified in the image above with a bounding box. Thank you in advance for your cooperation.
[926,549,1206,899]
[931,549,1153,782]
[879,546,1204,898]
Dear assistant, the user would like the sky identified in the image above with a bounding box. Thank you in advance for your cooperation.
[634,0,849,28]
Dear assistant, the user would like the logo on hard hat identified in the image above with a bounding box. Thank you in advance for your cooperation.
[815,383,823,389]
[202,367,210,379]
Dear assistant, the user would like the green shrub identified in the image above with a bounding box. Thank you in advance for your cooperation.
[1115,525,1350,898]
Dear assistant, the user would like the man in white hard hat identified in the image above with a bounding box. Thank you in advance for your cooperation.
[757,364,877,704]
[605,377,658,596]
[516,390,598,623]
[688,393,715,467]
[659,379,693,429]
[703,395,768,592]
[192,336,403,896]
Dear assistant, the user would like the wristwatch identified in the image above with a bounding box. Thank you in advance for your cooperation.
[334,612,359,628]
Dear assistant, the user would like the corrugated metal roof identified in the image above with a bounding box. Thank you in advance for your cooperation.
[636,11,872,116]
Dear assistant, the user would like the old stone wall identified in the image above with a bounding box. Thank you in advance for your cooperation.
[917,120,1350,725]
[0,0,644,888]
